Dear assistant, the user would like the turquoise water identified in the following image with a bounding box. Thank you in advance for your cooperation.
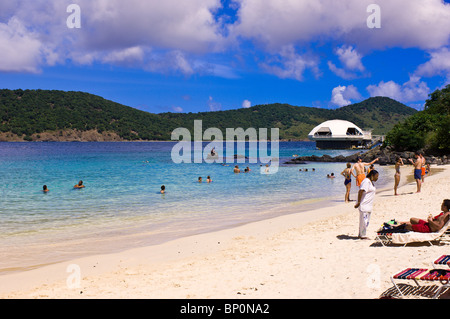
[0,142,394,273]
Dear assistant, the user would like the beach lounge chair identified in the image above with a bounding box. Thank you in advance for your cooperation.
[390,267,450,299]
[376,219,450,247]
[433,255,450,268]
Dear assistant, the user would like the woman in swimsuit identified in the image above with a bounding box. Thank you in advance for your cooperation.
[394,157,403,196]
[341,163,356,203]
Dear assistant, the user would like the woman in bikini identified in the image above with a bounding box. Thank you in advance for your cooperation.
[394,157,403,196]
[341,163,356,203]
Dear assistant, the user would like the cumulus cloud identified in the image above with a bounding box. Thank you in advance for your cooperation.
[0,0,225,74]
[242,99,251,108]
[260,45,320,81]
[328,45,366,79]
[231,0,450,50]
[366,76,430,103]
[1,0,450,81]
[172,106,184,113]
[330,85,362,107]
[0,17,43,72]
[207,96,222,111]
[415,47,450,83]
[102,46,145,65]
[77,0,224,53]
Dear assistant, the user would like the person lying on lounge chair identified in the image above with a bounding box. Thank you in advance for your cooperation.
[399,199,450,233]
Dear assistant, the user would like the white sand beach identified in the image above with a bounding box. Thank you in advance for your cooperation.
[1,164,449,299]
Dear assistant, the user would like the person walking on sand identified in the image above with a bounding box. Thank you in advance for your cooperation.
[341,163,356,203]
[409,152,422,193]
[352,156,379,187]
[354,170,379,239]
[394,157,404,196]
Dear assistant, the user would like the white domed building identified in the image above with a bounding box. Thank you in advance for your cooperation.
[308,120,372,149]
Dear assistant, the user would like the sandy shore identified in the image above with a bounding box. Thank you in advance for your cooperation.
[1,164,449,299]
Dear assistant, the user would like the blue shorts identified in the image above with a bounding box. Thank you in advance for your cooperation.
[414,169,422,180]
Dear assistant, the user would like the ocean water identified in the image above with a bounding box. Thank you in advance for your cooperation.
[0,141,394,273]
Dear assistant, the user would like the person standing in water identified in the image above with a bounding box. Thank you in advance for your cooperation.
[394,157,403,196]
[341,163,356,203]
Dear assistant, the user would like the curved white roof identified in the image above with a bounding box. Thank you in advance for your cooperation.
[308,120,364,140]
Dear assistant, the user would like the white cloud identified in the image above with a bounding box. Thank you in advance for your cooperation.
[231,0,450,50]
[328,45,366,79]
[366,76,430,102]
[145,50,194,76]
[1,0,450,81]
[242,99,251,108]
[0,0,225,73]
[415,47,450,82]
[260,45,320,81]
[77,0,224,54]
[207,96,222,111]
[102,46,145,65]
[330,85,362,107]
[172,106,184,113]
[0,17,43,72]
[336,45,365,72]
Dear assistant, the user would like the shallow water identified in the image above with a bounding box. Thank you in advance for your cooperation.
[0,141,394,273]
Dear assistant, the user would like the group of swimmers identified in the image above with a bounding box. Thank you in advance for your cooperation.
[42,180,85,193]
[198,176,213,183]
[299,168,315,172]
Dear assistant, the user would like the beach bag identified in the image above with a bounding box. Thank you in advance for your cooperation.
[378,223,408,234]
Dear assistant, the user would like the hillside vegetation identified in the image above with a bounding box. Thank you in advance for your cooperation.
[384,84,450,155]
[0,89,417,141]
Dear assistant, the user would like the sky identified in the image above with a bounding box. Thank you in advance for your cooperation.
[0,0,449,114]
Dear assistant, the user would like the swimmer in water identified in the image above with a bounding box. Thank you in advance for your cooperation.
[43,185,49,193]
[160,185,165,194]
[74,180,85,189]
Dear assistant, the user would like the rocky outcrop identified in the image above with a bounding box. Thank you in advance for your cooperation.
[284,146,450,165]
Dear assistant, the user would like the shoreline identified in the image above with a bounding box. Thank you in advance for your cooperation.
[0,162,397,277]
[0,164,448,298]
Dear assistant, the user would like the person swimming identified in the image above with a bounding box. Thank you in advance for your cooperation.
[74,180,85,189]
[206,176,212,183]
[160,185,165,194]
[198,177,202,183]
[42,185,49,193]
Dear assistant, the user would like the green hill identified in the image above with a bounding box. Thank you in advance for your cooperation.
[159,96,417,140]
[384,84,450,155]
[0,89,417,141]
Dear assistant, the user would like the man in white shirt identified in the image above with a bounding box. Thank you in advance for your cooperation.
[354,170,379,239]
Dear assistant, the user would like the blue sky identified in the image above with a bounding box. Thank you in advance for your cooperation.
[0,0,449,114]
